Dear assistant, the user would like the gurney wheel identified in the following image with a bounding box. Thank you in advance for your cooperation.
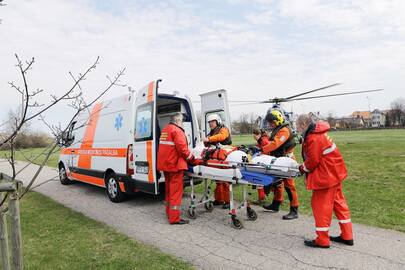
[187,208,197,219]
[231,217,243,229]
[247,207,257,221]
[204,201,214,212]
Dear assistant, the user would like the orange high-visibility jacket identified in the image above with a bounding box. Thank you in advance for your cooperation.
[302,121,347,190]
[157,123,191,172]
[207,126,231,144]
[260,126,293,156]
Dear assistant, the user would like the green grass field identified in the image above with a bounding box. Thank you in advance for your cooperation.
[0,128,403,269]
[231,129,405,232]
[0,192,193,270]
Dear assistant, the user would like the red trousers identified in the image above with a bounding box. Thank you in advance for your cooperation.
[164,171,184,224]
[214,182,230,203]
[258,178,299,207]
[312,183,353,246]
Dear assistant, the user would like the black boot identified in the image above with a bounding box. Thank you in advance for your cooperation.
[304,240,330,249]
[263,200,281,212]
[282,206,298,220]
[330,236,354,246]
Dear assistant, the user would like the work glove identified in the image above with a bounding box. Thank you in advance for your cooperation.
[298,165,306,175]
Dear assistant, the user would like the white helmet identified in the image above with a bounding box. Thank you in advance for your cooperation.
[226,150,248,165]
[207,113,222,125]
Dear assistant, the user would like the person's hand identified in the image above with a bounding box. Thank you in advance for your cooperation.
[203,137,210,143]
[298,164,306,174]
[253,133,261,141]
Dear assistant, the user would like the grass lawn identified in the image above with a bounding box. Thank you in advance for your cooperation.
[0,191,193,270]
[0,147,60,168]
[229,129,405,232]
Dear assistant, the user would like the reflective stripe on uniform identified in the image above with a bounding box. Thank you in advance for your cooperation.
[338,219,351,224]
[316,227,329,232]
[323,143,336,155]
[170,205,181,210]
[160,141,175,145]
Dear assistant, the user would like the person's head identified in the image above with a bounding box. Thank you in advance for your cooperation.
[265,110,284,129]
[170,112,184,127]
[207,114,222,129]
[296,114,313,134]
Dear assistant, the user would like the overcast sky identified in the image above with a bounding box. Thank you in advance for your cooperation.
[1,0,404,130]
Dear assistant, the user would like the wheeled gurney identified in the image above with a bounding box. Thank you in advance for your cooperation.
[185,162,301,229]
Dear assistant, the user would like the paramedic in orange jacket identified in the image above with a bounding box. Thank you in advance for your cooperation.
[157,113,194,225]
[253,110,299,220]
[202,113,232,209]
[297,114,353,248]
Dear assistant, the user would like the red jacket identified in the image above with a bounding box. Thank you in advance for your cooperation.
[157,123,191,172]
[257,134,270,148]
[302,121,347,190]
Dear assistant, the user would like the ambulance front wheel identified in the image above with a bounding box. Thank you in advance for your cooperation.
[105,172,126,203]
[59,164,74,185]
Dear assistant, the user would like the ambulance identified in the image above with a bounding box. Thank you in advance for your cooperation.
[58,80,231,202]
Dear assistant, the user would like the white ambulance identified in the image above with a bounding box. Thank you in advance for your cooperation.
[58,80,231,202]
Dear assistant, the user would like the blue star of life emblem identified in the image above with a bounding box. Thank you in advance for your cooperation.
[138,117,148,136]
[114,113,123,131]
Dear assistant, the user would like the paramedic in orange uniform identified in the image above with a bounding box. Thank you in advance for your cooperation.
[157,113,194,225]
[297,114,353,248]
[202,113,232,209]
[253,110,299,220]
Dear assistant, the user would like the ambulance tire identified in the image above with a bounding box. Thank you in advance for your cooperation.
[105,172,126,203]
[59,164,74,185]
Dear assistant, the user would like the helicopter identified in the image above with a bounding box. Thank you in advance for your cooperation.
[228,83,383,131]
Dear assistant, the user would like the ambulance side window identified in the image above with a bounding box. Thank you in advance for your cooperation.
[135,103,153,141]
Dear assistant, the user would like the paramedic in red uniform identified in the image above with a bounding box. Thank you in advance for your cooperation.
[297,114,354,248]
[253,110,299,220]
[157,112,194,225]
[202,113,232,209]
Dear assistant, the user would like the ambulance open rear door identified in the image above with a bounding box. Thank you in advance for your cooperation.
[200,89,231,137]
[132,80,160,194]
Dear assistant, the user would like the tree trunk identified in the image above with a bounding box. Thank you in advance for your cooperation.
[0,192,10,270]
[9,191,23,270]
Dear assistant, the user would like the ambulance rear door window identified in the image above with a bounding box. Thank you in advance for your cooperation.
[135,103,153,141]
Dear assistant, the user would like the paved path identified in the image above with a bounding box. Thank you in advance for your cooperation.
[2,161,405,270]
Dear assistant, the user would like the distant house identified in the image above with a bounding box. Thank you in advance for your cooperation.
[351,111,371,127]
[371,109,386,127]
[333,116,365,129]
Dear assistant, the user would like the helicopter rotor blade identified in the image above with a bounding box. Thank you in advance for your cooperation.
[283,83,342,100]
[285,89,383,102]
[260,83,342,103]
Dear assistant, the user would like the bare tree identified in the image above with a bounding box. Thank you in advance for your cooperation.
[0,54,126,270]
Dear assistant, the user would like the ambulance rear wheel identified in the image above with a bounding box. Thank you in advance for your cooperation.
[105,172,126,203]
[59,164,73,185]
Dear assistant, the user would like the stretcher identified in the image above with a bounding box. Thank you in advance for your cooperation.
[185,161,300,229]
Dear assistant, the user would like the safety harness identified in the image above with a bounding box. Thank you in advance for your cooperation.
[269,123,296,157]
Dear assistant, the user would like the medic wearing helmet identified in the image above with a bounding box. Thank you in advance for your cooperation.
[253,109,300,220]
[203,113,232,208]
